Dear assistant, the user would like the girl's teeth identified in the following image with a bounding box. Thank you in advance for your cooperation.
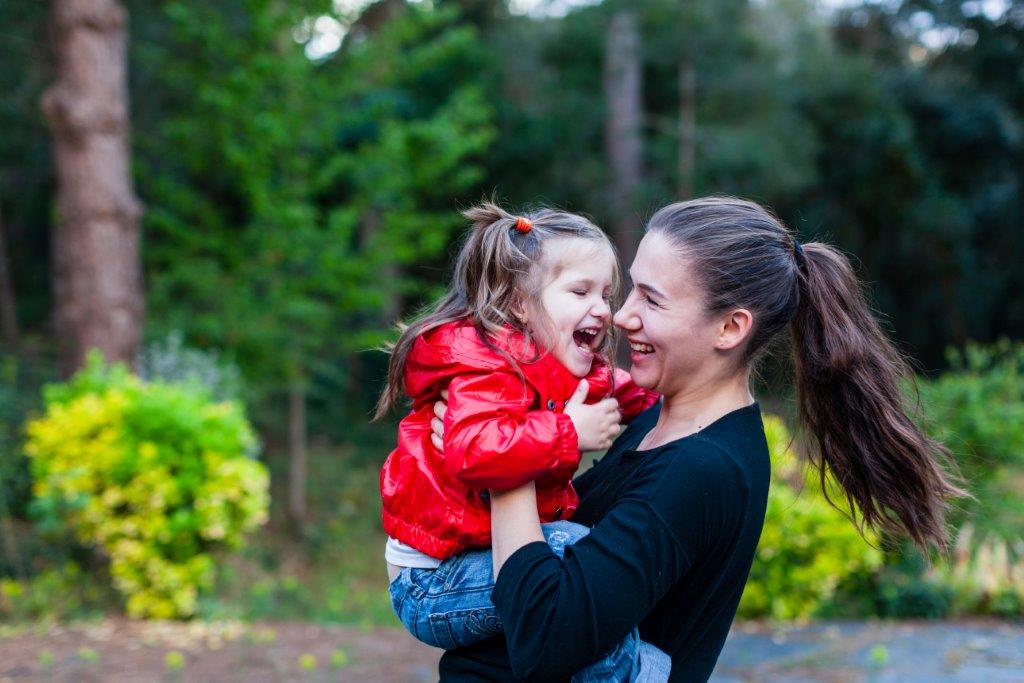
[630,342,654,354]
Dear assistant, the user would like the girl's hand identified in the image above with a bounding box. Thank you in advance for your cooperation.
[430,389,448,451]
[430,384,623,452]
[564,380,621,451]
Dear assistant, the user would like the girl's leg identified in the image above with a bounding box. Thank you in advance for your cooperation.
[389,521,591,650]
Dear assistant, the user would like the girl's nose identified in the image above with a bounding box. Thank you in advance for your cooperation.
[592,298,611,318]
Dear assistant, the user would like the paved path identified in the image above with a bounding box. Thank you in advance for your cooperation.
[713,620,1024,682]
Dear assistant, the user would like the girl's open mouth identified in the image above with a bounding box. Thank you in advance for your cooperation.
[573,327,603,352]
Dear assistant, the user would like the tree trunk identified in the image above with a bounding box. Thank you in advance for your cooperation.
[677,55,696,199]
[287,372,308,529]
[603,9,643,266]
[41,0,143,376]
[0,206,19,352]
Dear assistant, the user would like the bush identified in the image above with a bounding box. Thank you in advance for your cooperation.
[925,524,1024,618]
[0,561,113,621]
[24,352,269,619]
[738,415,883,620]
[917,339,1024,537]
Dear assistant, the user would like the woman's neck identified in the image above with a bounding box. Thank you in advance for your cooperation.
[638,372,754,450]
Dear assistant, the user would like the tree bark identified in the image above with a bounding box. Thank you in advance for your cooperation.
[41,0,143,376]
[287,372,308,528]
[677,54,696,199]
[603,9,643,266]
[0,206,19,352]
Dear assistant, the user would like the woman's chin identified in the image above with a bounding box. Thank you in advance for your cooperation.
[627,362,659,390]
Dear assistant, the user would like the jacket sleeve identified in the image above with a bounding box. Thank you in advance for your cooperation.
[443,370,581,490]
[611,368,660,423]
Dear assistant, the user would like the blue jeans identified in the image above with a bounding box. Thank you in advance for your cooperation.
[389,520,670,682]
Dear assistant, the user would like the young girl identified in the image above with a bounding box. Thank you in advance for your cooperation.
[375,203,664,681]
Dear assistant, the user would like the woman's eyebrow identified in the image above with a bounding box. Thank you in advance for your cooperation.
[637,282,667,299]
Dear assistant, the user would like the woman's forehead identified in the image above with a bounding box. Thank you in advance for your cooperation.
[631,232,674,276]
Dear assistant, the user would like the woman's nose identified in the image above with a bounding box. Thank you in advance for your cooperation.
[613,302,639,330]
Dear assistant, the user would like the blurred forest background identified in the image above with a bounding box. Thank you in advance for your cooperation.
[0,0,1022,629]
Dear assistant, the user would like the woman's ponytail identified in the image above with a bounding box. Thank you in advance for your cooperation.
[647,196,966,555]
[791,243,966,553]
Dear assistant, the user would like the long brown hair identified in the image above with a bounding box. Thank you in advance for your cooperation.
[646,196,965,553]
[373,201,616,420]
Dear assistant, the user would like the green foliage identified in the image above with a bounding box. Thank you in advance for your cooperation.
[135,0,494,413]
[24,352,269,618]
[198,449,393,625]
[0,560,112,621]
[738,415,883,620]
[925,524,1024,618]
[139,332,243,403]
[918,339,1024,538]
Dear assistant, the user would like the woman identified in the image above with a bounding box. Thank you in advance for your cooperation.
[433,196,963,681]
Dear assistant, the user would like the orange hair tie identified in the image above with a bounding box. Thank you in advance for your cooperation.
[513,216,532,234]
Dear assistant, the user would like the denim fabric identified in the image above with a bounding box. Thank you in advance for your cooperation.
[637,641,672,681]
[390,520,666,682]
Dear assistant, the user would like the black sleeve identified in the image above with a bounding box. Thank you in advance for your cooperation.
[491,446,739,681]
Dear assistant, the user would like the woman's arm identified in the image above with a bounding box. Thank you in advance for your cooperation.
[489,482,545,578]
[488,448,737,681]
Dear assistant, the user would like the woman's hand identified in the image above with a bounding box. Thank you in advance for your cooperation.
[430,389,448,451]
[564,380,621,451]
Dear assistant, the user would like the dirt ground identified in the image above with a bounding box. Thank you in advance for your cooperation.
[0,619,439,682]
[2,618,1022,682]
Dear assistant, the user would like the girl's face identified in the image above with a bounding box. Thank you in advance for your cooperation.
[613,231,722,397]
[531,238,615,378]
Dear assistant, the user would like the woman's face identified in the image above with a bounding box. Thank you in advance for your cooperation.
[613,231,723,397]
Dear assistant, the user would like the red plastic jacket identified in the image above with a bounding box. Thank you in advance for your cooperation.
[380,320,660,560]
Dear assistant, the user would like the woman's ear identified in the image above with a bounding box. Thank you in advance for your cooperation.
[715,308,753,351]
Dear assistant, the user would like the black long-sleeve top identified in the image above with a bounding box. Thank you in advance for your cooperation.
[438,402,770,682]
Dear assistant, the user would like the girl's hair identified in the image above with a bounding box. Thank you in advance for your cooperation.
[646,196,965,553]
[373,201,616,421]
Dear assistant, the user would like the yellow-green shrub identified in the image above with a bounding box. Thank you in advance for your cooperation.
[24,353,269,619]
[738,415,883,620]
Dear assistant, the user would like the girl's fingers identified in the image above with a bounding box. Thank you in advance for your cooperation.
[431,416,444,438]
[434,400,446,420]
[567,380,590,406]
[431,433,444,451]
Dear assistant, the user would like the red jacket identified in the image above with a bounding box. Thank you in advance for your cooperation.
[380,320,660,560]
